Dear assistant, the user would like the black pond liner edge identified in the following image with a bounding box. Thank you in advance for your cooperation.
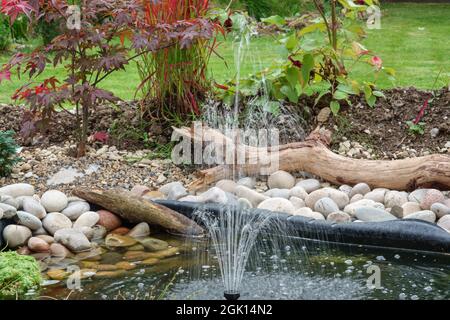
[155,200,450,255]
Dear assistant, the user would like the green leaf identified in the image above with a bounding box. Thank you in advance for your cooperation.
[330,101,340,116]
[285,67,300,88]
[372,90,386,98]
[337,83,357,95]
[299,22,326,36]
[301,54,314,87]
[280,85,299,103]
[333,90,349,100]
[367,94,377,107]
[261,15,286,27]
[285,33,299,51]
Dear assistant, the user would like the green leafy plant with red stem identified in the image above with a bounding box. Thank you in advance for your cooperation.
[216,0,394,116]
[136,0,224,121]
[0,0,218,157]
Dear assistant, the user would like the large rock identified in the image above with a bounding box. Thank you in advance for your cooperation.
[28,237,50,253]
[419,190,445,210]
[16,211,43,230]
[3,224,32,248]
[22,197,47,219]
[61,201,90,220]
[350,183,371,198]
[215,179,238,193]
[268,171,295,189]
[364,188,388,204]
[293,208,325,220]
[0,203,17,219]
[198,187,228,204]
[327,211,351,223]
[41,190,68,212]
[54,228,91,252]
[158,182,187,201]
[257,198,296,214]
[305,188,349,210]
[237,177,256,189]
[344,199,385,216]
[403,210,436,223]
[401,202,422,217]
[437,215,450,232]
[50,243,73,258]
[235,185,268,207]
[127,222,150,238]
[42,212,73,235]
[290,196,306,209]
[105,234,137,247]
[408,189,431,203]
[0,195,19,209]
[430,203,450,219]
[0,183,34,197]
[384,191,408,208]
[97,210,122,231]
[314,197,339,217]
[354,207,397,222]
[296,179,321,193]
[138,237,169,252]
[73,211,100,229]
[264,188,290,199]
[289,186,308,200]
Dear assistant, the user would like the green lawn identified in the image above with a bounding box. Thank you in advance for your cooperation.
[0,3,449,103]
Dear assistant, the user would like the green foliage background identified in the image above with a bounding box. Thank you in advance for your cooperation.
[213,0,310,19]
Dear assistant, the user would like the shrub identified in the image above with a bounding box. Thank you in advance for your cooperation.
[0,251,42,298]
[214,0,307,19]
[0,130,20,177]
[0,15,12,51]
[137,0,223,119]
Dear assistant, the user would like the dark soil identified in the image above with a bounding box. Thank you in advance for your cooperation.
[322,87,450,158]
[0,87,448,159]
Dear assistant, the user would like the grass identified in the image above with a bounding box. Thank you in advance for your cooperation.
[0,3,449,104]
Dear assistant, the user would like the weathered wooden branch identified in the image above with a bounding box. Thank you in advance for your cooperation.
[73,188,203,235]
[173,126,450,191]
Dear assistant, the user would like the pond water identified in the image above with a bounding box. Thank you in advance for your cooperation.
[32,233,449,301]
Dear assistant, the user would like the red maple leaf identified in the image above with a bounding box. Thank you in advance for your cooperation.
[1,0,35,25]
[0,69,11,83]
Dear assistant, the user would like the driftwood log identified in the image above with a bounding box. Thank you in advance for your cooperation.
[73,188,203,235]
[173,126,450,191]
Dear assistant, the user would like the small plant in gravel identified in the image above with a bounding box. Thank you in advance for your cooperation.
[0,251,42,298]
[0,130,21,177]
[406,121,425,136]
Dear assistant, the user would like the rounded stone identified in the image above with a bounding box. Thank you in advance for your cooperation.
[235,185,268,208]
[437,215,450,232]
[344,199,385,216]
[0,203,17,219]
[293,208,325,220]
[54,228,91,252]
[290,196,306,209]
[97,210,122,231]
[403,210,436,223]
[238,198,253,209]
[0,208,4,219]
[264,188,290,199]
[305,188,349,210]
[42,212,73,235]
[237,177,256,189]
[36,235,54,244]
[61,201,90,220]
[257,198,296,214]
[138,237,169,252]
[314,197,339,217]
[215,179,238,193]
[198,187,228,204]
[105,234,137,247]
[384,191,408,208]
[338,185,353,197]
[296,179,321,193]
[50,243,72,258]
[22,197,46,219]
[350,183,371,198]
[350,194,364,203]
[408,189,431,203]
[41,190,68,212]
[3,224,32,248]
[28,237,50,253]
[355,207,397,222]
[16,211,43,230]
[401,202,422,217]
[289,186,308,200]
[430,202,450,219]
[73,211,100,229]
[364,188,387,204]
[127,222,150,238]
[268,171,295,189]
[0,183,35,197]
[91,225,107,240]
[327,211,351,223]
[419,190,445,210]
